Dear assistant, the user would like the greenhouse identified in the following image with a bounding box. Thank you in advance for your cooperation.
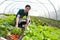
[0,0,60,40]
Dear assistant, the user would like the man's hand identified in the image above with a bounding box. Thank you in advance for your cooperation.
[16,25,18,27]
[22,24,28,28]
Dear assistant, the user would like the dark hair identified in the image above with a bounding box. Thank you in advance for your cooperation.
[25,5,31,9]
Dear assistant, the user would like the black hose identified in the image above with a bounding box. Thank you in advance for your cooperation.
[18,27,25,40]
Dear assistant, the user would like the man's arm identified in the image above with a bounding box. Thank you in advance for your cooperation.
[22,16,30,27]
[16,15,20,27]
[26,16,30,24]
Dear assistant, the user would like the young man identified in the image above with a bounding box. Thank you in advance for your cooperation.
[15,5,31,27]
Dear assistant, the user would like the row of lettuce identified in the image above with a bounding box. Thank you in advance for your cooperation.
[22,16,60,40]
[39,17,60,26]
[0,14,60,40]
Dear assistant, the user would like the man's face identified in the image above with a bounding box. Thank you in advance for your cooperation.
[25,7,31,12]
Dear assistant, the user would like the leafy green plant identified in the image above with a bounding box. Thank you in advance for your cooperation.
[10,27,22,35]
[0,25,8,37]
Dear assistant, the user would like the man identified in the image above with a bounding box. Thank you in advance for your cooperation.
[15,5,31,27]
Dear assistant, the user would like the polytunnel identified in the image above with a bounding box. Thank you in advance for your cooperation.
[0,0,60,20]
[0,0,60,40]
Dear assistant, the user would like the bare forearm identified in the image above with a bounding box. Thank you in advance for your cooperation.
[16,17,19,27]
[16,15,20,27]
[26,16,30,25]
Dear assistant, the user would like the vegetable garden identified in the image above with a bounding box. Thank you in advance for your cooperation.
[0,14,60,40]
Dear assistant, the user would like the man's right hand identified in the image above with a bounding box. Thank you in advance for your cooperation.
[16,25,18,27]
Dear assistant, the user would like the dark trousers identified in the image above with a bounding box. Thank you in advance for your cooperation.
[13,18,27,28]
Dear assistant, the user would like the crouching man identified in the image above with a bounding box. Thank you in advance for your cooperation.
[14,5,31,28]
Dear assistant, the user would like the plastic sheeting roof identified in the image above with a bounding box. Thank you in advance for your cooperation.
[0,0,60,20]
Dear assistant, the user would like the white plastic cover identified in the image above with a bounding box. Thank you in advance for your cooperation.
[0,0,60,20]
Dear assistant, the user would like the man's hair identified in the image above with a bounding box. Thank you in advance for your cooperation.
[25,5,31,9]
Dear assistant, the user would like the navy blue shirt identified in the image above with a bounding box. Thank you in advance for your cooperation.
[16,9,28,18]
